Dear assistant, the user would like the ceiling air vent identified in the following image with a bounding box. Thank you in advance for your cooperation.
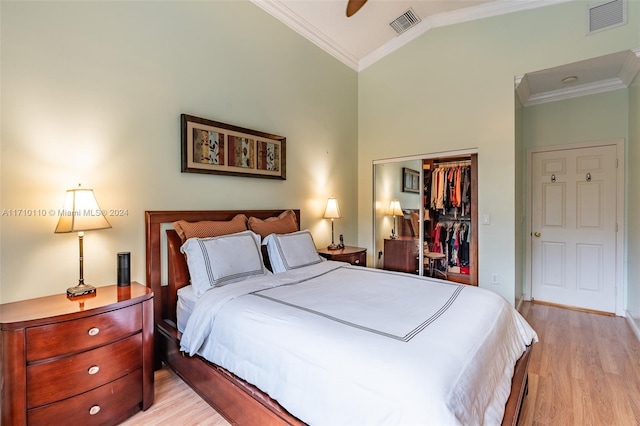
[390,8,421,35]
[587,0,626,34]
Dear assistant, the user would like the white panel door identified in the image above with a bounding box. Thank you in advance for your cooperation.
[531,145,617,312]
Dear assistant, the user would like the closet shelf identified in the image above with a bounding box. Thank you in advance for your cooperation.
[435,215,471,221]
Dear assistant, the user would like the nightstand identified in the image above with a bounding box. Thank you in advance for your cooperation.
[318,246,367,266]
[0,282,154,426]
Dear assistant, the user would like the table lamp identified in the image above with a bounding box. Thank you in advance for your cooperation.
[387,200,403,239]
[55,184,111,297]
[323,197,342,250]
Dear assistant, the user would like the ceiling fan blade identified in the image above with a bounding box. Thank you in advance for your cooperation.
[346,0,367,17]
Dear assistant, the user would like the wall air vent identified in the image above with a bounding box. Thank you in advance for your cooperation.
[390,8,421,35]
[587,0,626,34]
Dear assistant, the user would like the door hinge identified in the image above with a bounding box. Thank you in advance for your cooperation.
[616,158,619,168]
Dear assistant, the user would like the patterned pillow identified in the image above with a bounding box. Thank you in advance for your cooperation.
[248,210,298,238]
[172,214,248,242]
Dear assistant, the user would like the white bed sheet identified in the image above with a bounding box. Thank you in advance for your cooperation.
[181,262,537,426]
[177,284,198,333]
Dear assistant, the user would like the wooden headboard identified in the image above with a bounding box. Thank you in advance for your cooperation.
[145,210,301,326]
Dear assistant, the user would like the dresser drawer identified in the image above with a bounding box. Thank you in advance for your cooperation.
[317,246,367,267]
[27,368,143,426]
[27,333,142,408]
[333,251,366,266]
[26,304,142,362]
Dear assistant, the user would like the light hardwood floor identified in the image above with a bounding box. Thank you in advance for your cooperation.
[519,302,640,425]
[120,367,229,426]
[122,303,640,425]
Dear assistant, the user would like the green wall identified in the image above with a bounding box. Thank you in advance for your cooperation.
[522,90,629,149]
[0,1,358,302]
[515,92,525,303]
[628,67,640,328]
[1,0,639,311]
[357,0,639,304]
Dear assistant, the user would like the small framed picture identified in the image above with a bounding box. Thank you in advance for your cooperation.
[402,168,420,193]
[181,114,286,180]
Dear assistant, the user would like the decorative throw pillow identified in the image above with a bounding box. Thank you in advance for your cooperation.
[263,230,324,273]
[180,230,269,296]
[248,210,298,239]
[172,214,248,242]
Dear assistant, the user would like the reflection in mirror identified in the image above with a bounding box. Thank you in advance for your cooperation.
[373,159,422,272]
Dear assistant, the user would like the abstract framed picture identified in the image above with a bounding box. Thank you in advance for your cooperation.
[402,167,420,193]
[181,114,286,180]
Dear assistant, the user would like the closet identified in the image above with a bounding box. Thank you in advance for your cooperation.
[422,155,478,285]
[373,152,477,286]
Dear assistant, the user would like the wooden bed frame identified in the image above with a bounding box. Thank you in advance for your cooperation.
[145,209,531,426]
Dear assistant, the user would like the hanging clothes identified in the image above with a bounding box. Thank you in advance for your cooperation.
[425,160,473,277]
[430,221,470,274]
[429,164,471,216]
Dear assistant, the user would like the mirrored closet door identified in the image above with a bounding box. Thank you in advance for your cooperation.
[373,153,478,285]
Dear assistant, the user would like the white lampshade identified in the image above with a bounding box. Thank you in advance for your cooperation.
[323,197,342,219]
[387,200,403,217]
[55,186,112,233]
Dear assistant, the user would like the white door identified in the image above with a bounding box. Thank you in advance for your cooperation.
[531,145,617,313]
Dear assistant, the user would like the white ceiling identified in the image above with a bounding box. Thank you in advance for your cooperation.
[516,49,640,106]
[252,0,640,104]
[251,0,573,71]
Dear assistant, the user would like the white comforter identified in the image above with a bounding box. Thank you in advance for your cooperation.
[180,262,537,426]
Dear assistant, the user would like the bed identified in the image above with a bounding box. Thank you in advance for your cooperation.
[145,209,536,425]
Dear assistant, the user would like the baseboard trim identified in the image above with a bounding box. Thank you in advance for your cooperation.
[531,299,615,316]
[515,295,524,312]
[625,311,640,343]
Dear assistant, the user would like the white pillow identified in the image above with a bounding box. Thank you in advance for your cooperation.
[263,230,324,273]
[181,230,270,296]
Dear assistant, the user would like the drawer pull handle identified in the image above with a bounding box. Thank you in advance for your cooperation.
[89,405,101,415]
[88,327,100,336]
[88,365,100,375]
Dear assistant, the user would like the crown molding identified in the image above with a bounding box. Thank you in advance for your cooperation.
[360,0,572,71]
[619,48,640,86]
[250,0,360,71]
[252,0,572,72]
[516,48,640,106]
[514,74,532,106]
[523,78,628,106]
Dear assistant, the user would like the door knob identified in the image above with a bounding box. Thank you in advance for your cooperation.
[534,232,541,237]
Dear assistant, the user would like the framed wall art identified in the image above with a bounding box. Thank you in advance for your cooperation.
[402,167,420,193]
[181,114,286,180]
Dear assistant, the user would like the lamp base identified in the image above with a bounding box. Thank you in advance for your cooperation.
[327,244,339,250]
[67,283,97,298]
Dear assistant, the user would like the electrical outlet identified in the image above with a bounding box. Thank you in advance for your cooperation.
[491,273,499,284]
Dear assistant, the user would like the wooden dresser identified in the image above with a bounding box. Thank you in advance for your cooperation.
[383,237,420,273]
[0,283,154,426]
[317,246,367,266]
